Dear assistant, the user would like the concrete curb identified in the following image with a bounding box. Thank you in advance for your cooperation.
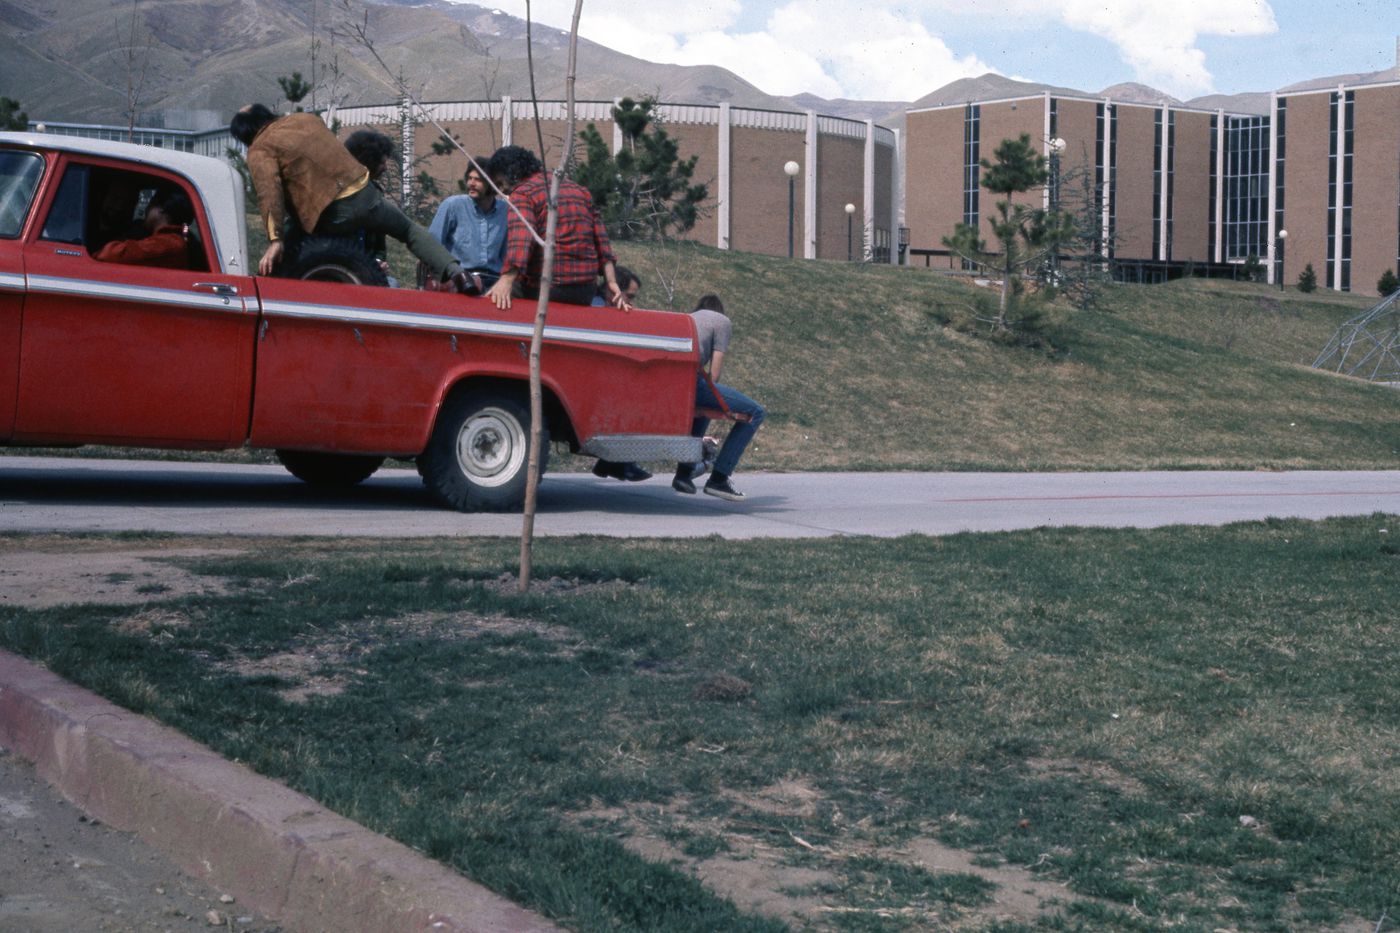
[0,650,559,933]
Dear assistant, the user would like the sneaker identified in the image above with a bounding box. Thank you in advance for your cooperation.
[703,476,745,501]
[672,473,696,494]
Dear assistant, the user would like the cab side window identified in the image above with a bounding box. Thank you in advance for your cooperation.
[39,163,89,245]
[38,163,209,273]
[0,149,44,239]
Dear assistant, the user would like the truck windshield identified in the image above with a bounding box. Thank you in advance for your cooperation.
[0,149,43,239]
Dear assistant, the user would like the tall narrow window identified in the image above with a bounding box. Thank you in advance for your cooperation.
[1109,106,1118,258]
[1209,114,1218,262]
[1327,92,1339,287]
[1222,115,1269,262]
[1341,90,1354,291]
[1165,111,1176,261]
[1153,109,1163,259]
[963,103,980,271]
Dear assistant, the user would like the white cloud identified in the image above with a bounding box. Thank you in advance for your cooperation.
[764,3,995,99]
[1048,0,1278,96]
[459,0,1280,101]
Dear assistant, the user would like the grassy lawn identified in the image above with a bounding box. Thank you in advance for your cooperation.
[607,242,1399,472]
[3,518,1398,931]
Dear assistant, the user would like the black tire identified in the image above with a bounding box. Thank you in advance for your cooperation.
[278,237,389,286]
[417,389,548,512]
[276,450,385,486]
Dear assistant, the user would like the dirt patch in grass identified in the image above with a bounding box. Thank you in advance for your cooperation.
[218,610,583,703]
[0,545,238,608]
[575,783,1100,930]
[113,607,193,637]
[475,572,646,597]
[1025,756,1149,798]
[901,836,1079,926]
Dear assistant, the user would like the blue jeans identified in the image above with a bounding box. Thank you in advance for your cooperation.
[692,376,765,477]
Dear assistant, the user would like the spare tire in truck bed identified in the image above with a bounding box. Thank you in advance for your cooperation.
[278,237,389,286]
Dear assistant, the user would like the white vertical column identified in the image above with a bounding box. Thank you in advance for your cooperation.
[1266,93,1279,281]
[863,119,875,263]
[1158,105,1170,261]
[1215,109,1226,265]
[804,110,818,259]
[501,95,512,147]
[1101,100,1113,253]
[718,102,731,250]
[611,97,623,154]
[1332,84,1347,290]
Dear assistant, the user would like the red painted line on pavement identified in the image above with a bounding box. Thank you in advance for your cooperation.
[940,490,1400,504]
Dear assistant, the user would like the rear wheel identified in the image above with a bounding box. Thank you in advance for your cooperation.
[418,389,547,512]
[276,450,385,486]
[279,238,388,286]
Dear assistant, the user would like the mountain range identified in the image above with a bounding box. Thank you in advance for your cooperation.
[2,0,1335,131]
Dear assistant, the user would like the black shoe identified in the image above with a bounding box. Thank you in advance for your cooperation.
[450,270,484,295]
[593,460,651,482]
[703,476,744,501]
[672,472,696,494]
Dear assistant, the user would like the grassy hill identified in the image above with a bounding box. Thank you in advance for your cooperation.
[602,241,1398,472]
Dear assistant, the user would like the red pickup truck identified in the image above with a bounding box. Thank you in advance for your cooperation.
[0,132,703,510]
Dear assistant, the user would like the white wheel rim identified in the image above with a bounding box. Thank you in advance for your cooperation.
[455,406,526,488]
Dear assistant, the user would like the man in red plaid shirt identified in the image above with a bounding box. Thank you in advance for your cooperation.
[485,145,630,310]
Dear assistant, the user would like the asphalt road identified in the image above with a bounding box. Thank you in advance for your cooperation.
[3,455,1399,537]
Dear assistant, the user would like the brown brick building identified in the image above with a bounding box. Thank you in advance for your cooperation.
[905,92,1272,277]
[905,73,1400,296]
[333,97,901,265]
[1270,80,1400,293]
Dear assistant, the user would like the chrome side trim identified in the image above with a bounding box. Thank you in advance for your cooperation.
[27,275,246,314]
[0,271,24,293]
[259,299,695,354]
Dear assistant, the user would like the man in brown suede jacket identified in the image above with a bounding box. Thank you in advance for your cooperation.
[230,104,467,288]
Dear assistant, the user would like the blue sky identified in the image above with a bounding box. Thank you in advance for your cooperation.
[475,1,1398,101]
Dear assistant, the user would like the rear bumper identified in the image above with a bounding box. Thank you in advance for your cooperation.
[580,434,703,463]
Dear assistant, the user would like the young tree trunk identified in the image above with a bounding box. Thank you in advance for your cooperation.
[518,0,584,593]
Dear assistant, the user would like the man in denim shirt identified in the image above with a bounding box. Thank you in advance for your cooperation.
[427,159,507,294]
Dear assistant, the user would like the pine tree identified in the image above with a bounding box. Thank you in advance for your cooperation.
[942,133,1074,330]
[277,72,313,112]
[573,96,708,241]
[1378,269,1399,297]
[1297,263,1317,293]
[0,96,26,131]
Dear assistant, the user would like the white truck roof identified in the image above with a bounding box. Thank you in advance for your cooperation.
[0,131,249,275]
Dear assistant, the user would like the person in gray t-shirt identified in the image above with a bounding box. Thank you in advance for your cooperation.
[673,294,766,501]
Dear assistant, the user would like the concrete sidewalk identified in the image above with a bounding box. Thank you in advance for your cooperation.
[0,650,558,933]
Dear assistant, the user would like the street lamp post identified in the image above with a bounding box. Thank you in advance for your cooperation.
[784,160,800,259]
[845,203,856,262]
[1276,228,1288,290]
